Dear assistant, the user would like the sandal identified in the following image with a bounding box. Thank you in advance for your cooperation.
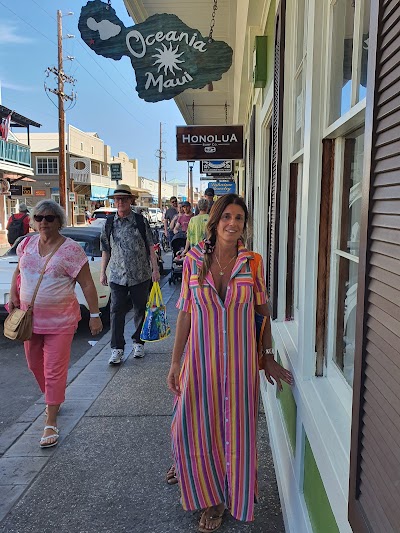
[198,506,224,533]
[166,465,178,485]
[39,425,59,448]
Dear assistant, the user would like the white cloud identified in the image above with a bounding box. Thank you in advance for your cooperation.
[1,81,35,92]
[0,23,34,44]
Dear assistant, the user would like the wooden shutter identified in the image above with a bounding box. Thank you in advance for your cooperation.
[315,140,335,375]
[267,0,286,319]
[349,1,400,531]
[247,106,256,250]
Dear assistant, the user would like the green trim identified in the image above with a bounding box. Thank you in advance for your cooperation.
[303,436,340,533]
[276,349,297,453]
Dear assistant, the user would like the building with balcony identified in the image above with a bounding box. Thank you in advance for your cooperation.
[0,105,40,234]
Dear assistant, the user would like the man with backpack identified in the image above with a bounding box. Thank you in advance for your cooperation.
[100,184,160,365]
[6,203,30,245]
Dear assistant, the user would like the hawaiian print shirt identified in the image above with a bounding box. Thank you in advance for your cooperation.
[100,212,153,286]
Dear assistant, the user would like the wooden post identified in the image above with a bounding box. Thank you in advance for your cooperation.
[57,10,67,212]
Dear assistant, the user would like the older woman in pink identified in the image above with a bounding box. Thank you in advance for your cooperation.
[8,200,102,448]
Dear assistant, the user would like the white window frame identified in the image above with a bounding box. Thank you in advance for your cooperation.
[326,0,369,127]
[36,157,59,175]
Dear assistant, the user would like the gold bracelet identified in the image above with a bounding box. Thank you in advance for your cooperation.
[261,348,275,356]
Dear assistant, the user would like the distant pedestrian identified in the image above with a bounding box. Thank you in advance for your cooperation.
[100,184,160,364]
[85,209,92,223]
[8,200,102,448]
[181,198,209,255]
[194,187,215,215]
[6,203,30,245]
[163,196,179,243]
[173,201,193,234]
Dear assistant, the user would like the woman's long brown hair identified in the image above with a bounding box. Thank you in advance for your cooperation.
[198,194,248,285]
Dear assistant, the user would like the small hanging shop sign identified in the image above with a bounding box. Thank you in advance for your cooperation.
[200,160,233,174]
[176,125,244,161]
[78,0,233,103]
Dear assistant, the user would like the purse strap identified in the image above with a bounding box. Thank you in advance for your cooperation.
[28,238,65,308]
[249,252,261,284]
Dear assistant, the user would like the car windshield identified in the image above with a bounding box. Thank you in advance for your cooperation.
[4,232,102,258]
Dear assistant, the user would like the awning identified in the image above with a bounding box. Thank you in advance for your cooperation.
[90,185,110,201]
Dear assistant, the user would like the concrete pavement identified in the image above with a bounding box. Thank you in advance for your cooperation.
[0,281,285,533]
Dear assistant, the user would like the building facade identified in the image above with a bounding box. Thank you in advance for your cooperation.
[0,105,40,235]
[17,126,149,222]
[125,1,399,532]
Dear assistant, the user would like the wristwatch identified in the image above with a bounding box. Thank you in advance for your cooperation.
[90,312,102,318]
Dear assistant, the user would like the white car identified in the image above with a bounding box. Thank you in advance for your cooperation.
[0,226,111,321]
[148,207,163,224]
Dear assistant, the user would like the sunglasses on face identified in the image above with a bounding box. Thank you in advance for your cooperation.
[34,215,57,222]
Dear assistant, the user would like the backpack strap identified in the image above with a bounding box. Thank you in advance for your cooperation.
[105,212,150,256]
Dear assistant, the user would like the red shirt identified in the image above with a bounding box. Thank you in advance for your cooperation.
[7,212,30,235]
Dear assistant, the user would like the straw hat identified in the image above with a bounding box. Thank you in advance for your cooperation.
[108,184,134,198]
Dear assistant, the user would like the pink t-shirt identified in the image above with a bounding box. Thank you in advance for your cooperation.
[17,235,88,334]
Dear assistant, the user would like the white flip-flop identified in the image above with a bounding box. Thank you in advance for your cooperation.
[39,425,59,448]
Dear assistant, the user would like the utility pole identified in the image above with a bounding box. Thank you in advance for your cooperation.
[45,10,75,213]
[156,122,165,209]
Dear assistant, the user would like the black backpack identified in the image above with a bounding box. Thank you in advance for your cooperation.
[105,212,150,255]
[7,213,28,245]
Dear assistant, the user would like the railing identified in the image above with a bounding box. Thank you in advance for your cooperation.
[0,139,31,167]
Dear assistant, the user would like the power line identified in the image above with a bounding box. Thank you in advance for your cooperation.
[74,58,145,127]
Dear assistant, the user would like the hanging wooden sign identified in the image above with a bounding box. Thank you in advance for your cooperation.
[78,0,233,103]
[177,125,244,161]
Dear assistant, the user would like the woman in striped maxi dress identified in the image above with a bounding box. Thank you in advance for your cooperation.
[167,194,293,532]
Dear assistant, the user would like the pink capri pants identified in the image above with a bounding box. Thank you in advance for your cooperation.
[24,332,74,405]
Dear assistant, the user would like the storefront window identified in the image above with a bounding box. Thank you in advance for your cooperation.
[329,0,370,124]
[333,129,364,386]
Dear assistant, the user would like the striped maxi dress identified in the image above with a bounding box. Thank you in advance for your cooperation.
[171,242,268,522]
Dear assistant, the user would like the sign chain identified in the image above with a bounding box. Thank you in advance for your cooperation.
[208,0,218,43]
[225,101,228,125]
[192,100,195,124]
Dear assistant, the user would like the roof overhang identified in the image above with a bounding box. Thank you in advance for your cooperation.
[0,105,41,128]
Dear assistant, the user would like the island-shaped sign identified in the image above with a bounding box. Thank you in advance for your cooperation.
[78,0,233,103]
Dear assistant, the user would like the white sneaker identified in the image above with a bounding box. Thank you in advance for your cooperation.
[133,343,145,358]
[108,349,124,364]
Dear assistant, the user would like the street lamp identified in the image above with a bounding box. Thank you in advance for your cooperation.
[187,160,195,206]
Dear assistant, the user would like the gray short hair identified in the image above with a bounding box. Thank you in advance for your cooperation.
[197,198,209,212]
[32,200,67,228]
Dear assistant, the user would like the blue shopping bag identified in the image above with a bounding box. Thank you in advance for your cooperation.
[140,282,171,342]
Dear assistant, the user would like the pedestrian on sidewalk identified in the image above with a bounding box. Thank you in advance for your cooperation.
[181,197,209,256]
[163,196,179,243]
[6,203,30,245]
[100,184,160,364]
[194,187,215,215]
[167,194,293,532]
[8,200,103,448]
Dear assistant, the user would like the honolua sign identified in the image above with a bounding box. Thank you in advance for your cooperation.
[78,0,233,103]
[176,126,244,161]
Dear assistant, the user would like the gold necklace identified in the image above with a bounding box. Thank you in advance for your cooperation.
[215,253,237,276]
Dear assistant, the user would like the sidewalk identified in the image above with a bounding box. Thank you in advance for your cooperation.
[0,281,285,533]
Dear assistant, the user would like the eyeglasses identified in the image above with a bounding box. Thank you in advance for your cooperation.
[114,197,131,203]
[34,215,57,222]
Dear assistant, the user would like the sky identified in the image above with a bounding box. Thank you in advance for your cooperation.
[0,0,202,188]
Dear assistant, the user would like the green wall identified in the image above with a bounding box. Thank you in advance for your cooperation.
[276,350,297,453]
[303,437,340,533]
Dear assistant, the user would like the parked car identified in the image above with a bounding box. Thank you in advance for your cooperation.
[0,226,111,321]
[90,206,151,225]
[148,207,163,224]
